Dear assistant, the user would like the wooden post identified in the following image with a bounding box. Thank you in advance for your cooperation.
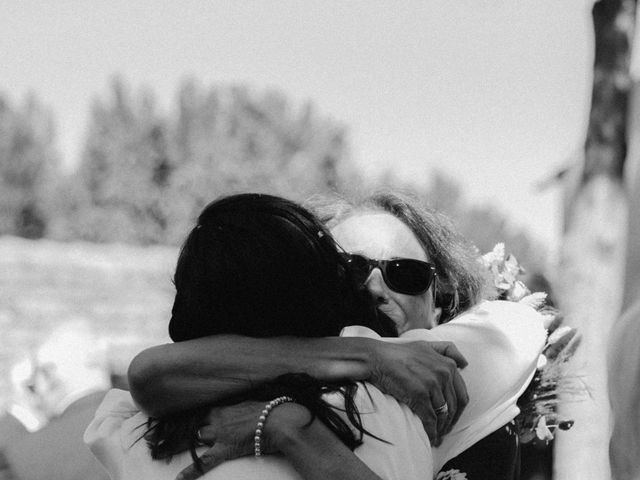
[554,1,635,479]
[607,8,640,480]
[623,21,640,311]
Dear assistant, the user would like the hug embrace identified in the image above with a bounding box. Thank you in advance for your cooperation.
[85,192,548,480]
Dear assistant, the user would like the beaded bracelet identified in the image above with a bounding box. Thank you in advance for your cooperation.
[254,395,295,457]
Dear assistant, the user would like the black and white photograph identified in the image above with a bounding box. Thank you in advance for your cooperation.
[1,1,638,479]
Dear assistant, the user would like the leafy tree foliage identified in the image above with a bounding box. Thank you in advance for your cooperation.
[0,92,59,238]
[53,78,172,243]
[2,77,544,270]
[60,77,351,244]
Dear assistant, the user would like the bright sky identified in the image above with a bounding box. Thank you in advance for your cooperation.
[2,0,595,253]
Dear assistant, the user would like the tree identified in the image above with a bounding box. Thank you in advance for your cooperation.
[429,172,548,270]
[0,92,59,238]
[65,77,173,244]
[623,10,640,312]
[161,80,351,243]
[65,77,353,244]
[610,4,640,480]
[554,2,636,479]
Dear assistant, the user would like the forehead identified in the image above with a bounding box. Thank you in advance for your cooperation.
[331,212,428,261]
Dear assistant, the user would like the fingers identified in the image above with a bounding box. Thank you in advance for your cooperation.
[424,355,468,442]
[448,368,468,430]
[175,444,237,480]
[428,343,468,438]
[430,341,468,369]
[410,376,444,445]
[415,401,437,443]
[436,359,468,437]
[196,425,217,446]
[431,391,448,447]
[416,393,448,446]
[370,340,469,444]
[439,374,457,437]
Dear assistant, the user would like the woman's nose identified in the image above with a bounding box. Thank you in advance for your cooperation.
[365,268,389,303]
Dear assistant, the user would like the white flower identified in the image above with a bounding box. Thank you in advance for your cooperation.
[537,354,548,369]
[540,311,557,329]
[507,280,531,302]
[481,243,505,267]
[518,291,547,309]
[544,325,578,360]
[503,254,522,281]
[547,326,574,345]
[494,270,513,290]
[437,469,468,480]
[480,244,529,295]
[535,415,554,441]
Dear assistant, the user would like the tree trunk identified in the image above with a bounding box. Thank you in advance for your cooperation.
[607,10,640,480]
[623,29,640,311]
[555,176,627,480]
[554,1,636,479]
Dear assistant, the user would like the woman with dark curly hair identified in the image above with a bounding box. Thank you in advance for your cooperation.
[86,192,545,480]
[87,193,437,480]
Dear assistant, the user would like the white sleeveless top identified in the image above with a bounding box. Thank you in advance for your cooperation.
[85,300,546,480]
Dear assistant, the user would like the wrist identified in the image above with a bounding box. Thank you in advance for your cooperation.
[264,402,314,451]
[307,337,376,383]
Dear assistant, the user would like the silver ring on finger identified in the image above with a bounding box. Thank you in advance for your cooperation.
[196,429,206,446]
[435,402,449,416]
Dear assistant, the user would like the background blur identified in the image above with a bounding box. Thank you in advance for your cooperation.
[2,1,594,387]
[4,1,634,479]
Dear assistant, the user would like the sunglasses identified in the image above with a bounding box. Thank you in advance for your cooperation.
[341,253,437,296]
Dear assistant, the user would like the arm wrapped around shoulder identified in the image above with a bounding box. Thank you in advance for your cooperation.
[402,300,547,471]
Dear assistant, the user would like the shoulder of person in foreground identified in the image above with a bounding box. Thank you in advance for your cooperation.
[428,300,547,356]
[352,299,546,385]
[415,300,547,471]
[344,300,546,473]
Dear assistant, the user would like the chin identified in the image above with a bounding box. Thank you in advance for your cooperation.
[374,310,401,337]
[390,317,411,335]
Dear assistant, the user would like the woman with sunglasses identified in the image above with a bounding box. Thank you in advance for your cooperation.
[324,192,524,479]
[115,192,544,479]
[128,193,482,440]
[87,193,432,480]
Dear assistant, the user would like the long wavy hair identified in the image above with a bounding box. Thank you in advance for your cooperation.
[311,190,494,322]
[146,193,396,467]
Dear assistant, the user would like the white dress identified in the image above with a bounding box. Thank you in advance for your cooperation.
[84,300,546,480]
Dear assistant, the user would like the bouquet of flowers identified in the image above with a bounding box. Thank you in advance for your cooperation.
[479,244,583,444]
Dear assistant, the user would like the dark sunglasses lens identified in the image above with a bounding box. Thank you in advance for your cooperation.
[343,254,372,285]
[385,260,433,295]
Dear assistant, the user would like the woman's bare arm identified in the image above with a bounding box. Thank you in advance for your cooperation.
[129,336,373,415]
[128,335,468,441]
[175,401,386,480]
